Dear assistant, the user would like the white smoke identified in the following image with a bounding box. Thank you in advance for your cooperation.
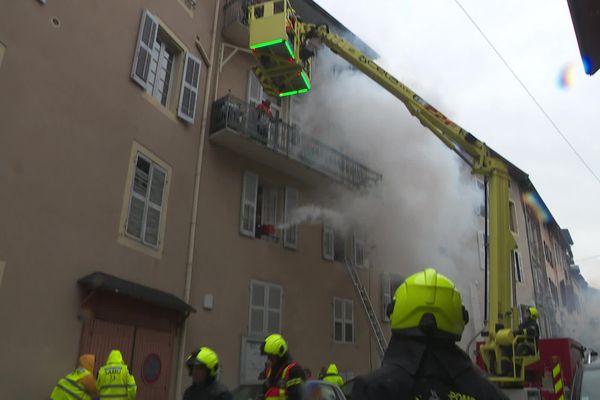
[277,205,345,231]
[295,49,482,283]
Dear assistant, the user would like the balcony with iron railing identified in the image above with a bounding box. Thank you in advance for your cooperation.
[222,0,251,47]
[210,95,382,188]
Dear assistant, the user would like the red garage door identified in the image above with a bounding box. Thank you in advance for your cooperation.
[80,319,176,399]
[131,328,174,400]
[80,319,135,377]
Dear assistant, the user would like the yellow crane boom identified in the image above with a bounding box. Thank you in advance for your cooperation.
[248,0,537,382]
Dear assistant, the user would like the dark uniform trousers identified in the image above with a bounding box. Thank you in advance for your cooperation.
[351,336,509,400]
[183,380,233,400]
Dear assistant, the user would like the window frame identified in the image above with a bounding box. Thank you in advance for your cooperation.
[283,186,298,249]
[322,225,334,261]
[118,142,171,258]
[130,9,201,123]
[249,280,283,337]
[333,297,354,344]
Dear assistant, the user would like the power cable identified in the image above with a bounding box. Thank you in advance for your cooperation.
[453,0,600,185]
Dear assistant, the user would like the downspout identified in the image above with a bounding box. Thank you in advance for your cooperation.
[175,0,220,397]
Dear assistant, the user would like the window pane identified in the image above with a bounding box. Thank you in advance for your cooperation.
[345,301,353,321]
[268,286,281,309]
[334,300,342,319]
[144,207,160,246]
[267,311,280,333]
[149,167,166,206]
[334,322,342,341]
[345,323,353,342]
[133,156,151,196]
[250,309,264,333]
[252,284,265,307]
[126,197,145,238]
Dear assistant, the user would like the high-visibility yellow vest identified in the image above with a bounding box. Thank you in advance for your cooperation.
[50,368,92,400]
[97,363,137,399]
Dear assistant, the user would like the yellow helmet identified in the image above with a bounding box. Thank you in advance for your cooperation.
[261,334,288,357]
[528,306,539,320]
[388,268,468,341]
[186,347,220,377]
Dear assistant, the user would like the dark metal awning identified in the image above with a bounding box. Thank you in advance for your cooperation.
[78,272,195,314]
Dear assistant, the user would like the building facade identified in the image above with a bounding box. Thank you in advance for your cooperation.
[0,1,588,399]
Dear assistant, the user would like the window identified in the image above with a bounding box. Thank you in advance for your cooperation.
[283,187,299,249]
[131,9,201,123]
[240,171,282,240]
[512,250,523,283]
[477,231,486,270]
[249,281,282,336]
[322,225,334,261]
[353,234,366,267]
[248,71,281,118]
[333,230,347,263]
[333,298,353,343]
[126,153,167,247]
[509,201,518,234]
[240,171,259,237]
[119,143,171,256]
[256,185,279,240]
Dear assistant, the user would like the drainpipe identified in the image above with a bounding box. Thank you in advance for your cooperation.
[174,0,220,397]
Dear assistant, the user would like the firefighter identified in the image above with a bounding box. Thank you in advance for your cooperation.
[515,306,540,356]
[351,268,509,400]
[260,334,306,400]
[97,349,137,400]
[184,347,232,400]
[49,354,98,400]
[321,363,344,386]
[256,99,273,143]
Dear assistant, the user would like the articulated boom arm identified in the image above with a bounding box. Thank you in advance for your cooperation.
[304,23,525,380]
[247,0,532,381]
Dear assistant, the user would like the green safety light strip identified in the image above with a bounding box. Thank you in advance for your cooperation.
[279,88,309,97]
[300,71,311,90]
[250,39,284,49]
[250,39,295,60]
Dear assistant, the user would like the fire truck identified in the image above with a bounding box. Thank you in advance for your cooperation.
[245,1,585,398]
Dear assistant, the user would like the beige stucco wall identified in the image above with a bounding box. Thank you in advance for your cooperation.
[0,0,215,397]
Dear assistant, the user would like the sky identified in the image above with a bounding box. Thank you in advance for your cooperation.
[314,0,600,287]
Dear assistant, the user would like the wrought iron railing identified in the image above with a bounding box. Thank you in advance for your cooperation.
[210,95,382,188]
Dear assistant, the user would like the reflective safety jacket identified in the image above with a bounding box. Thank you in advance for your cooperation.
[263,361,305,400]
[50,368,93,400]
[97,350,137,400]
[351,335,509,400]
[322,364,344,387]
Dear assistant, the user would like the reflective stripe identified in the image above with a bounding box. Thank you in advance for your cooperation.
[553,364,561,377]
[101,385,130,388]
[286,378,302,388]
[554,380,563,393]
[56,383,84,400]
[99,396,128,399]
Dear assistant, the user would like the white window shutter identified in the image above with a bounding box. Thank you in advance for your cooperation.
[381,273,391,322]
[283,187,298,249]
[178,53,202,123]
[143,166,166,247]
[322,225,334,261]
[131,9,158,88]
[240,171,258,237]
[248,70,262,106]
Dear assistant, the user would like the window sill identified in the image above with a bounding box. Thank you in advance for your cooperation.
[140,90,180,123]
[117,233,163,259]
